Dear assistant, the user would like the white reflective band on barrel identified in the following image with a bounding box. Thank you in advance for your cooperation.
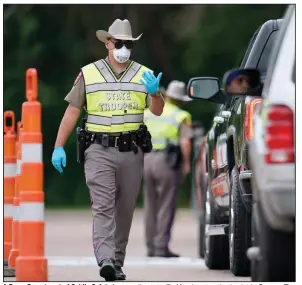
[4,163,17,178]
[21,143,43,163]
[151,138,179,145]
[4,204,14,218]
[86,82,146,94]
[87,114,144,126]
[17,159,22,175]
[121,62,142,82]
[13,205,20,221]
[19,202,44,221]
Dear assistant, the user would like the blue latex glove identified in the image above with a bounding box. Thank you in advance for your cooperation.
[140,71,162,95]
[51,146,66,173]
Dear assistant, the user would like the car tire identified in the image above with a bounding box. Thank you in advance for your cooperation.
[229,167,251,276]
[198,174,206,259]
[250,210,260,281]
[257,202,295,281]
[198,213,205,258]
[203,180,229,269]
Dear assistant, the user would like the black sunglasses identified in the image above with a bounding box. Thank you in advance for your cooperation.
[109,39,134,50]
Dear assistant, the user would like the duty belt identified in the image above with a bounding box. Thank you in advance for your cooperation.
[90,131,140,153]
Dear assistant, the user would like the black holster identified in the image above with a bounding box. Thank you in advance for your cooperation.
[137,124,153,153]
[165,143,181,170]
[76,118,92,164]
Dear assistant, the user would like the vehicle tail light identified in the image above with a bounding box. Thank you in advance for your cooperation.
[245,98,263,141]
[265,105,295,164]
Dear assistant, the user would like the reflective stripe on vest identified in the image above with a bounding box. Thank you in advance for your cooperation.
[144,111,180,127]
[86,82,146,94]
[144,102,191,150]
[87,113,144,126]
[82,59,151,133]
[94,60,116,82]
[121,62,142,82]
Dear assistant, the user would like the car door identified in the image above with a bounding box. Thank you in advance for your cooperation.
[240,26,280,169]
[210,27,261,204]
[210,103,230,206]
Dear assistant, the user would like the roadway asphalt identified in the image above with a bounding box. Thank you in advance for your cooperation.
[4,208,250,282]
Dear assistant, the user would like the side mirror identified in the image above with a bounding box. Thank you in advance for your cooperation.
[187,77,227,104]
[223,68,262,96]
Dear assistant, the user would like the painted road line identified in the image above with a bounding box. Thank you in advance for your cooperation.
[48,256,206,268]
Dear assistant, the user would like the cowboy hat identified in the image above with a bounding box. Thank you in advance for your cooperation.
[166,80,192,102]
[96,19,142,42]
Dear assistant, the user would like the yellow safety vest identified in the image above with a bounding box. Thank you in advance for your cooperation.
[144,101,192,150]
[82,59,151,133]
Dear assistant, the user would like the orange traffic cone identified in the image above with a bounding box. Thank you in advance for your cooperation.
[15,68,48,281]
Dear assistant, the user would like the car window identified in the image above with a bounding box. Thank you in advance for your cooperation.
[256,31,278,76]
[239,29,260,67]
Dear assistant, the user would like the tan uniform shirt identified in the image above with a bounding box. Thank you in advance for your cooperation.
[179,119,192,139]
[65,57,151,109]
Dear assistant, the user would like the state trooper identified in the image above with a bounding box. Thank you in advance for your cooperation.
[51,19,164,281]
[143,81,192,258]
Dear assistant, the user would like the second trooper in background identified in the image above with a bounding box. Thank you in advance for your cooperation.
[143,81,192,258]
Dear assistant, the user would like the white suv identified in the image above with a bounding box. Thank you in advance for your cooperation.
[247,5,295,282]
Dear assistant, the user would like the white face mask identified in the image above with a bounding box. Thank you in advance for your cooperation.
[113,46,131,63]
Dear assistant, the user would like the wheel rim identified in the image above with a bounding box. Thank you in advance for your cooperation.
[229,188,234,267]
[205,186,211,258]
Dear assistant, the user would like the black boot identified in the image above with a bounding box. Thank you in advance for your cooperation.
[164,249,180,258]
[147,249,154,257]
[115,265,126,280]
[99,259,116,281]
[154,249,180,258]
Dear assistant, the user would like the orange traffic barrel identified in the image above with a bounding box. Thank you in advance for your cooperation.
[8,122,22,269]
[4,111,17,264]
[15,68,48,281]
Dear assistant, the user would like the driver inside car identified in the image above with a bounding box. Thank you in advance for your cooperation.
[223,69,250,94]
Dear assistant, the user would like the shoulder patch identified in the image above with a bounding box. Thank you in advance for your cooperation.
[182,118,191,125]
[74,72,83,86]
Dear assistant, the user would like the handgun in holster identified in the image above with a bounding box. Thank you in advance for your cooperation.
[76,117,88,164]
[137,124,153,153]
[165,141,181,170]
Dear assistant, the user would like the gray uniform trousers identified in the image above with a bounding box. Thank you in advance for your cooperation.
[143,151,180,255]
[84,142,144,267]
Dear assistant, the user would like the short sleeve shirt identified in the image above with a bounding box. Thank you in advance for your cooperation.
[64,57,151,109]
[179,119,193,139]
